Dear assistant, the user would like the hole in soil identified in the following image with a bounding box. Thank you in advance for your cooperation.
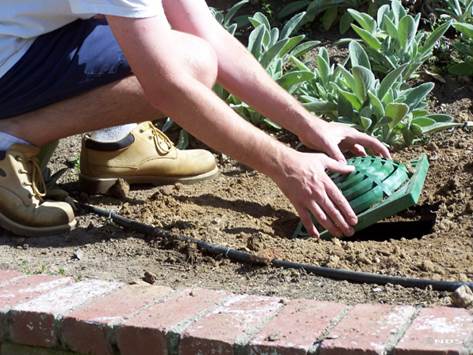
[349,203,439,242]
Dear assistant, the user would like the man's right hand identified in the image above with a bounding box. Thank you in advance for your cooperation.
[273,150,358,238]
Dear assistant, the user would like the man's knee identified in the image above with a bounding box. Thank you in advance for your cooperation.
[181,34,218,89]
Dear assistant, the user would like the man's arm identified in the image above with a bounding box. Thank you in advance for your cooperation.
[162,0,391,162]
[106,15,358,237]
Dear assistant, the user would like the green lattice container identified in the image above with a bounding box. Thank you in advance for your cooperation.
[294,154,429,238]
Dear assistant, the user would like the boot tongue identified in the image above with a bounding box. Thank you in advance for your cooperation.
[9,144,40,158]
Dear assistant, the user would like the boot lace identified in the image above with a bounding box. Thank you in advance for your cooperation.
[16,156,47,201]
[144,122,174,154]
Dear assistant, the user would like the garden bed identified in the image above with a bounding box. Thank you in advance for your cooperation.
[0,0,471,307]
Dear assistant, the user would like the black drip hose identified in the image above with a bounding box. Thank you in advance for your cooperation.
[82,203,473,292]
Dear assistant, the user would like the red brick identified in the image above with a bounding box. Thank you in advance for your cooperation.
[249,300,346,355]
[0,275,72,340]
[320,304,416,355]
[0,270,24,285]
[61,285,173,355]
[117,288,228,355]
[10,279,120,348]
[394,307,473,355]
[0,275,72,310]
[179,294,283,355]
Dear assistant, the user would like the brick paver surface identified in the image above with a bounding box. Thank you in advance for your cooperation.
[0,269,470,355]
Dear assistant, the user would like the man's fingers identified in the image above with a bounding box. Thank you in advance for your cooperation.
[308,201,342,238]
[352,132,391,159]
[325,143,347,163]
[295,206,319,238]
[323,156,355,175]
[315,191,354,236]
[352,144,367,156]
[325,178,358,228]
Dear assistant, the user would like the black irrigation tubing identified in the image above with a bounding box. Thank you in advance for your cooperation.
[81,203,473,292]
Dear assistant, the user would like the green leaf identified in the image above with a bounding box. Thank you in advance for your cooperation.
[223,0,249,26]
[422,122,463,134]
[383,15,399,40]
[290,55,311,71]
[337,87,363,110]
[321,7,338,31]
[412,117,436,127]
[336,64,356,89]
[386,102,409,126]
[277,70,314,91]
[281,12,306,39]
[349,41,371,70]
[317,52,331,86]
[392,0,407,25]
[360,116,373,130]
[352,66,376,100]
[351,25,382,50]
[368,91,385,117]
[339,12,354,34]
[378,65,406,100]
[248,25,265,58]
[453,22,473,38]
[304,100,337,113]
[262,118,282,130]
[348,9,376,32]
[420,21,451,55]
[398,15,416,50]
[427,114,454,122]
[260,36,304,69]
[252,12,271,30]
[377,4,390,24]
[290,40,321,57]
[403,82,434,109]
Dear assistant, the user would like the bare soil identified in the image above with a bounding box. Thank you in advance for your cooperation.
[0,2,471,307]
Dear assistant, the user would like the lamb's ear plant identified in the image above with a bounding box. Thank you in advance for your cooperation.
[295,42,461,149]
[278,0,378,33]
[343,0,451,80]
[210,0,250,36]
[216,12,320,129]
[436,0,473,75]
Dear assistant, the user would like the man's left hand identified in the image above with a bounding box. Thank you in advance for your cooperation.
[298,119,392,163]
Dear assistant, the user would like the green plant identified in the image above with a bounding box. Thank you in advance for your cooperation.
[216,12,320,129]
[344,0,451,79]
[436,0,473,22]
[210,0,250,35]
[437,0,473,74]
[279,0,379,32]
[293,42,461,148]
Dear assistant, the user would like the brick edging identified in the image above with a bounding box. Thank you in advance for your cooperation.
[0,270,471,354]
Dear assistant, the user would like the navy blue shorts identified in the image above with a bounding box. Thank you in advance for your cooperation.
[0,18,132,119]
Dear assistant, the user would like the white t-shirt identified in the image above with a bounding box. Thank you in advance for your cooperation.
[0,0,167,79]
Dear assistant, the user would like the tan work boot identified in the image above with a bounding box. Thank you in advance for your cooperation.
[79,122,219,194]
[0,144,76,237]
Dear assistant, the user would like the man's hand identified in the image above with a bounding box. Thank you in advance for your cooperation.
[298,119,392,163]
[273,151,357,238]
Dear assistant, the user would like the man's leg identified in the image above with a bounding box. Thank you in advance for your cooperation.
[0,26,219,236]
[0,76,157,146]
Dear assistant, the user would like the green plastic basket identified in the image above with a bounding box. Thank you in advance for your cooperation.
[294,154,430,238]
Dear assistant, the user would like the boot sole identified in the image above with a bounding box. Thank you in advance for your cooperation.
[0,213,77,238]
[79,166,220,195]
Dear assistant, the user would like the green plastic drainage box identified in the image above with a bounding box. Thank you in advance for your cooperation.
[294,154,430,238]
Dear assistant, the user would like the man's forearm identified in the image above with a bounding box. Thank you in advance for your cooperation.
[162,0,318,138]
